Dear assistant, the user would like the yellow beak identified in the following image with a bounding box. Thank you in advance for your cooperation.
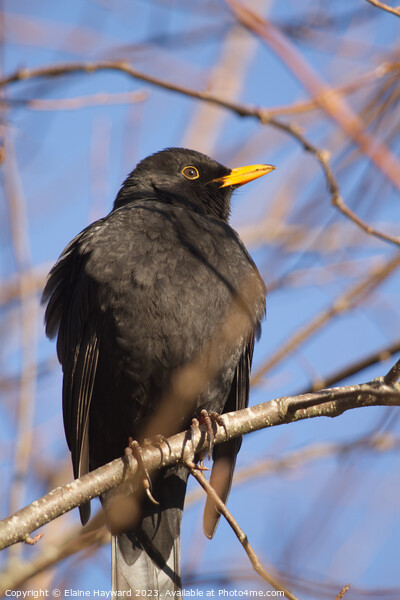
[213,164,276,188]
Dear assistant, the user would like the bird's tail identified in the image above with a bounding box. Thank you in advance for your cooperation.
[112,529,181,594]
[111,465,188,597]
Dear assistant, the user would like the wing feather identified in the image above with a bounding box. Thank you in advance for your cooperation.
[42,228,102,524]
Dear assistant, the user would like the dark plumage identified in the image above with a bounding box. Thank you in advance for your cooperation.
[42,148,272,594]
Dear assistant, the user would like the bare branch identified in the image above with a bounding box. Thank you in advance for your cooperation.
[186,431,400,509]
[365,0,400,17]
[4,90,148,111]
[334,583,351,600]
[0,512,108,593]
[186,461,298,600]
[5,430,397,590]
[265,60,400,117]
[384,357,400,385]
[4,431,397,590]
[0,61,267,118]
[300,339,400,393]
[0,371,400,552]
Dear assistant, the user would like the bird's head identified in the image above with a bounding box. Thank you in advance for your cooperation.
[113,147,275,221]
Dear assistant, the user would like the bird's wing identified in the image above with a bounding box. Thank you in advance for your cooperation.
[42,229,102,525]
[203,335,255,539]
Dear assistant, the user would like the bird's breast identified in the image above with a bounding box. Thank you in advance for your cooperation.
[86,200,264,382]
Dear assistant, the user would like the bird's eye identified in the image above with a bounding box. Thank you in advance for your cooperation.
[181,166,199,180]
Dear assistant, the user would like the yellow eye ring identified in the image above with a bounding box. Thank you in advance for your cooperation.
[181,166,199,180]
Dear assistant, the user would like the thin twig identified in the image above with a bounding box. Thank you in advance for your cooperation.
[265,60,400,117]
[268,122,400,248]
[186,432,400,508]
[185,460,298,600]
[0,512,108,594]
[300,339,400,393]
[2,89,148,111]
[334,583,351,600]
[0,61,271,117]
[365,0,400,17]
[384,357,400,385]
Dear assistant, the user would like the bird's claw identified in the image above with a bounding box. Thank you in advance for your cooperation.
[191,409,224,459]
[125,437,159,505]
[144,434,172,456]
[185,459,209,472]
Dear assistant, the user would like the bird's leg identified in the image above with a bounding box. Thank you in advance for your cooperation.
[182,422,208,470]
[124,437,159,505]
[192,409,224,460]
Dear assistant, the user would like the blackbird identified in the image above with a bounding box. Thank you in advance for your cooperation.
[42,148,273,594]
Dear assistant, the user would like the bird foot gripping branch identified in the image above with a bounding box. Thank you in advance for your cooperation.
[124,438,159,505]
[191,409,225,459]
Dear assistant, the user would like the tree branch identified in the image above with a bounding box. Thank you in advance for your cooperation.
[3,431,397,591]
[299,339,400,394]
[365,0,400,17]
[186,461,298,600]
[0,366,400,552]
[0,512,108,593]
[334,583,351,600]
